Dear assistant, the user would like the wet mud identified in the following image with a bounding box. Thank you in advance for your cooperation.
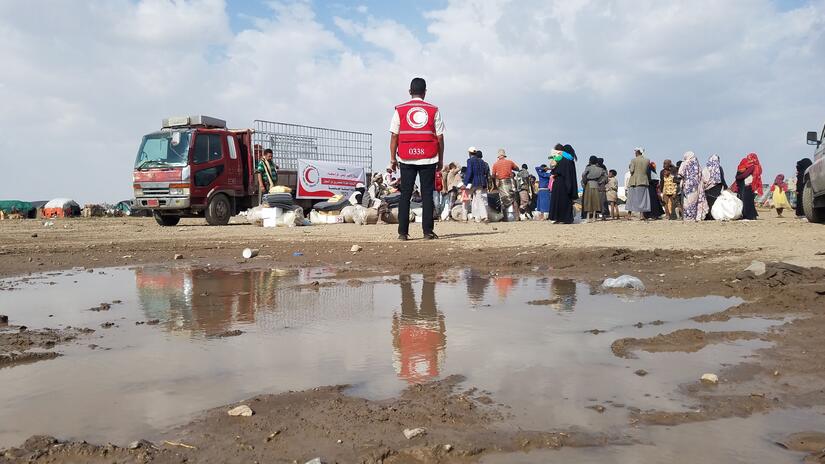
[0,325,92,368]
[611,328,762,358]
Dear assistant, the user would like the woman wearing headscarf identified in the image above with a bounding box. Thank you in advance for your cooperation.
[768,174,792,217]
[582,156,606,222]
[644,161,665,219]
[731,153,763,220]
[677,151,709,222]
[702,154,727,219]
[549,144,578,224]
[796,158,813,218]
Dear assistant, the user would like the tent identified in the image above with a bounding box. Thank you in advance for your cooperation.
[42,198,81,218]
[0,200,35,218]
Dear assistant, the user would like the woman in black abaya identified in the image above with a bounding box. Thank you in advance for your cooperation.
[548,144,579,224]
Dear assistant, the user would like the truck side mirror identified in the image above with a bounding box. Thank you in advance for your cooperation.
[807,131,819,145]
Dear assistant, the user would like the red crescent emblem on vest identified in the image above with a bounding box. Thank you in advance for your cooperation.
[406,107,429,129]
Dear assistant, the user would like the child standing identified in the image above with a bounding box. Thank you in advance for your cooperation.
[769,174,792,217]
[606,169,619,220]
[661,167,678,220]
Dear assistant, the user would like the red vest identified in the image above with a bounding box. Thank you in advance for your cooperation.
[395,99,439,161]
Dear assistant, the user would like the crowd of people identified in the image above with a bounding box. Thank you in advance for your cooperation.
[364,145,813,225]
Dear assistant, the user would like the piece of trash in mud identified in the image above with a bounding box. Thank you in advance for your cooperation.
[305,458,324,464]
[587,329,605,335]
[336,439,343,444]
[271,268,289,276]
[90,303,111,312]
[744,260,767,276]
[444,444,453,452]
[43,221,54,227]
[634,322,644,328]
[635,369,648,377]
[173,254,184,260]
[31,233,38,238]
[587,405,607,413]
[100,322,115,329]
[293,251,304,257]
[242,248,259,259]
[215,329,243,338]
[0,315,8,325]
[700,373,719,384]
[163,440,196,449]
[601,275,645,291]
[265,431,280,442]
[776,431,825,452]
[403,427,427,439]
[146,319,160,325]
[112,300,122,304]
[128,439,155,450]
[350,244,363,252]
[774,370,780,376]
[121,255,133,259]
[227,405,254,417]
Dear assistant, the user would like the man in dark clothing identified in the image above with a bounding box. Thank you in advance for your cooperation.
[390,78,445,240]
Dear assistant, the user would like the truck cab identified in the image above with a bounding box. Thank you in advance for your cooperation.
[803,124,825,223]
[133,116,259,226]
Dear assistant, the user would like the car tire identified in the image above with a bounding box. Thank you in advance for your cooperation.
[153,212,180,227]
[803,178,825,224]
[205,193,232,226]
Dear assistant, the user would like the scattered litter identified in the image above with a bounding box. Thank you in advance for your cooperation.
[635,369,648,377]
[227,405,254,417]
[700,373,719,384]
[265,431,280,442]
[215,329,243,338]
[100,322,115,329]
[444,444,453,452]
[587,405,606,413]
[242,248,259,259]
[31,233,38,238]
[403,427,427,439]
[43,221,54,227]
[744,261,766,276]
[350,244,363,252]
[121,255,133,259]
[173,254,183,260]
[336,439,343,444]
[163,440,196,449]
[128,440,154,450]
[293,252,304,257]
[601,275,645,291]
[146,319,160,325]
[305,458,324,464]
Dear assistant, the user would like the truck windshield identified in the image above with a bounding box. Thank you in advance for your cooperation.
[134,131,191,170]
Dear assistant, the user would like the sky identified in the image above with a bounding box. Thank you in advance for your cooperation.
[1,0,824,203]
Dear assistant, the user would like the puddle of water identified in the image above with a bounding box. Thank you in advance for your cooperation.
[482,407,825,464]
[0,267,774,450]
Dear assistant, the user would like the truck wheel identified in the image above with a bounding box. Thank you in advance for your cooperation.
[205,194,232,225]
[803,178,825,224]
[153,212,180,227]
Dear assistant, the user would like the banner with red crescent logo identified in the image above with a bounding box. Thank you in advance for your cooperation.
[296,159,366,200]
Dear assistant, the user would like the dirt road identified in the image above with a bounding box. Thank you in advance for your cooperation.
[1,215,825,463]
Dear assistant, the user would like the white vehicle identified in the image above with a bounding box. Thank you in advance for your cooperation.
[803,124,825,223]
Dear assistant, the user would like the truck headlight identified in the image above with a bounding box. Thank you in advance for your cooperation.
[169,184,190,196]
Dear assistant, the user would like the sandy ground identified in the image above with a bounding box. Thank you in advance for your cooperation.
[2,215,825,463]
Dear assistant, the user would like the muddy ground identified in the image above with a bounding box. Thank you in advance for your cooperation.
[2,216,825,463]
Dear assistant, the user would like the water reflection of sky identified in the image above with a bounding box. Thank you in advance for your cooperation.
[0,266,776,451]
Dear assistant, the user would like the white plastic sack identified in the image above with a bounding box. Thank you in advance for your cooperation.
[601,275,646,291]
[451,205,468,221]
[711,190,743,221]
[245,206,266,225]
[352,205,369,225]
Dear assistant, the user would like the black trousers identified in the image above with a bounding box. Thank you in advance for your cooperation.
[398,162,436,236]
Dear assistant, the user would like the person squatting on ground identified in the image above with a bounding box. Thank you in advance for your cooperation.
[366,173,390,224]
[491,149,520,220]
[464,147,489,223]
[390,77,445,240]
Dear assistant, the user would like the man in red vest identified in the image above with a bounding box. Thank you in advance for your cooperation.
[390,77,445,240]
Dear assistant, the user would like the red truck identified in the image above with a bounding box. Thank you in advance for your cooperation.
[132,116,372,226]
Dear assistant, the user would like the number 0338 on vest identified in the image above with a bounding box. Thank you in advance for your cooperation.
[395,100,439,162]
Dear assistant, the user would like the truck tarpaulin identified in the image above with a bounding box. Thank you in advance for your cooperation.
[296,159,366,200]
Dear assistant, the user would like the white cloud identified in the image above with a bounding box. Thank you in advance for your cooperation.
[0,0,823,203]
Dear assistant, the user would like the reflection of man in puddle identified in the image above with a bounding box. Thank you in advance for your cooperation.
[391,275,446,384]
[549,279,577,312]
[465,269,491,305]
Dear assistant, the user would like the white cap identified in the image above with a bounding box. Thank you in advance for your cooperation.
[355,182,365,188]
[468,146,477,153]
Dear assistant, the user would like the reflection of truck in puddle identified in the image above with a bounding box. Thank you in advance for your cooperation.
[804,124,825,223]
[134,267,373,336]
[132,116,372,226]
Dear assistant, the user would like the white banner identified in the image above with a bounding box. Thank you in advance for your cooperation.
[296,159,366,200]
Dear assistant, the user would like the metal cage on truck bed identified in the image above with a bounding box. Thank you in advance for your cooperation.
[252,120,373,173]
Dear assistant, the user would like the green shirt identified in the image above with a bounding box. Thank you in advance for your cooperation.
[257,159,277,188]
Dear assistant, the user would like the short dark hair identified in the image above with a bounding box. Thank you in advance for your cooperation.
[263,148,273,155]
[410,77,426,95]
[521,163,528,169]
[609,169,617,175]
